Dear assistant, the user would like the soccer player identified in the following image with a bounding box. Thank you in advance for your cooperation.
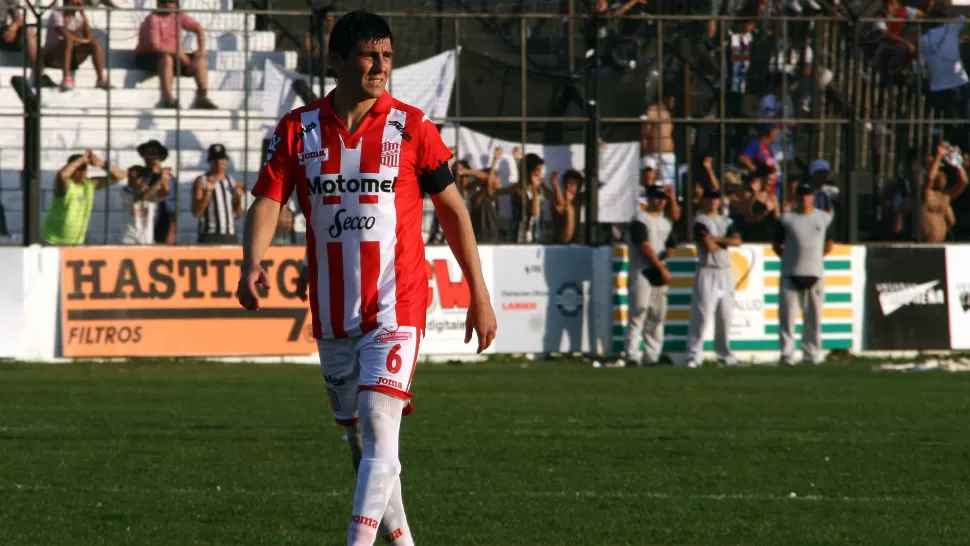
[236,11,497,546]
[684,189,741,368]
[772,181,834,366]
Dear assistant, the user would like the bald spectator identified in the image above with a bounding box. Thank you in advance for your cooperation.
[134,0,217,109]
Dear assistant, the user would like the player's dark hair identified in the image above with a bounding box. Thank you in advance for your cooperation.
[328,10,394,59]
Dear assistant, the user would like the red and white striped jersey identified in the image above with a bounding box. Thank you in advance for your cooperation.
[252,91,454,339]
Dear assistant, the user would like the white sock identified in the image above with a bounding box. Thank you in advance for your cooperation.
[347,391,405,546]
[344,425,413,546]
[379,477,414,545]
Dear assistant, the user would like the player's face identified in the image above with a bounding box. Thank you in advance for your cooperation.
[647,195,666,210]
[336,39,393,100]
[702,196,719,213]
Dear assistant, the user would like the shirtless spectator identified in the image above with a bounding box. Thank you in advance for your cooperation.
[642,156,681,221]
[550,170,585,244]
[921,141,968,242]
[641,90,678,195]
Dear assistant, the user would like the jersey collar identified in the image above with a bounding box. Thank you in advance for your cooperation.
[319,90,393,119]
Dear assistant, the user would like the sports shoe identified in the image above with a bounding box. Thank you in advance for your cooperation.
[192,95,219,109]
[95,79,113,90]
[159,97,180,109]
[779,359,795,367]
[59,76,74,92]
[719,356,740,367]
[683,361,700,369]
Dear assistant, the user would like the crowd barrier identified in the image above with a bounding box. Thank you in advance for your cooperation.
[0,244,967,362]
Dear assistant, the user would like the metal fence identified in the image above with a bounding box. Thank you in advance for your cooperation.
[1,6,969,246]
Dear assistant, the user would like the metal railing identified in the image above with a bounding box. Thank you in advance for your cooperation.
[0,7,968,246]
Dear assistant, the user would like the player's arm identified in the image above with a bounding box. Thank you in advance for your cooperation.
[694,222,718,253]
[420,120,496,353]
[665,185,681,222]
[632,220,671,283]
[716,220,742,247]
[772,220,785,257]
[238,116,296,311]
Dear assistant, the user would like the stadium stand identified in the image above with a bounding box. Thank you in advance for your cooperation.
[0,0,295,244]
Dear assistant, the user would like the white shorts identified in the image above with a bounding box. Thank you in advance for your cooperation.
[316,325,421,426]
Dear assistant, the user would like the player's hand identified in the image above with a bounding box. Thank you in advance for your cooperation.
[237,264,271,311]
[296,263,309,302]
[660,266,672,285]
[464,294,497,354]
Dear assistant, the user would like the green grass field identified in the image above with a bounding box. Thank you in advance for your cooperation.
[2,358,970,545]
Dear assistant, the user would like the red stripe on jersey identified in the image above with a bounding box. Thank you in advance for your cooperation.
[405,333,421,391]
[359,195,378,204]
[321,122,343,176]
[323,196,341,205]
[360,241,380,334]
[327,242,347,338]
[358,119,387,174]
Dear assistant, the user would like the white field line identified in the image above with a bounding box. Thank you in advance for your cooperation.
[0,484,942,504]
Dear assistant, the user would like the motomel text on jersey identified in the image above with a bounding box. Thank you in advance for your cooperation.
[307,175,397,196]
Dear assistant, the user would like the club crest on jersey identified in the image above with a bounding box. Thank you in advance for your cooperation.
[381,141,401,168]
[298,148,329,165]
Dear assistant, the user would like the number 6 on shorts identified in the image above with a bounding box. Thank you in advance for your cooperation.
[359,326,421,399]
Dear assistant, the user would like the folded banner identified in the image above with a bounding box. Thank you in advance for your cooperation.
[261,48,459,136]
[438,125,640,223]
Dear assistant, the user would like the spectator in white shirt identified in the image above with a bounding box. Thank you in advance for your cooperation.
[919,10,970,150]
[121,165,170,244]
[42,0,109,91]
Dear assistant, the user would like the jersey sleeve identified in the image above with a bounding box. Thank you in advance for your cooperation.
[725,217,740,237]
[773,220,786,246]
[665,229,678,251]
[416,116,454,195]
[629,220,648,245]
[252,114,296,204]
[693,221,709,241]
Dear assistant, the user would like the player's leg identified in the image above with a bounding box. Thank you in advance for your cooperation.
[713,268,737,365]
[623,272,651,366]
[685,269,715,366]
[347,327,421,546]
[801,279,825,365]
[641,284,667,365]
[343,424,412,546]
[778,277,800,366]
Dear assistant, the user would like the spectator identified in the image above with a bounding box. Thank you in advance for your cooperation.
[808,159,838,214]
[586,0,646,72]
[136,140,176,244]
[736,163,780,242]
[705,6,758,157]
[872,0,923,76]
[297,15,335,77]
[921,141,968,242]
[919,8,970,151]
[134,0,217,109]
[1,0,53,86]
[43,0,109,91]
[739,123,782,192]
[641,157,681,221]
[641,88,679,197]
[691,157,720,207]
[121,164,169,244]
[192,143,244,244]
[464,149,505,244]
[508,149,548,243]
[41,150,124,245]
[550,169,585,244]
[782,174,802,212]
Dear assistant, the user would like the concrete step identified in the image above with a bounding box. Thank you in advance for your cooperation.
[0,66,264,91]
[0,108,278,132]
[84,10,256,34]
[0,86,265,111]
[0,124,266,153]
[0,48,297,72]
[0,146,266,173]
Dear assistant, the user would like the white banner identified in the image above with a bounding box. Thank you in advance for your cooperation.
[946,246,970,349]
[0,247,26,358]
[491,246,593,354]
[423,245,496,355]
[262,48,459,136]
[438,126,640,223]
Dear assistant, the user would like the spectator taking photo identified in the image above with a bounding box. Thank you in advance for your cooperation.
[121,164,170,244]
